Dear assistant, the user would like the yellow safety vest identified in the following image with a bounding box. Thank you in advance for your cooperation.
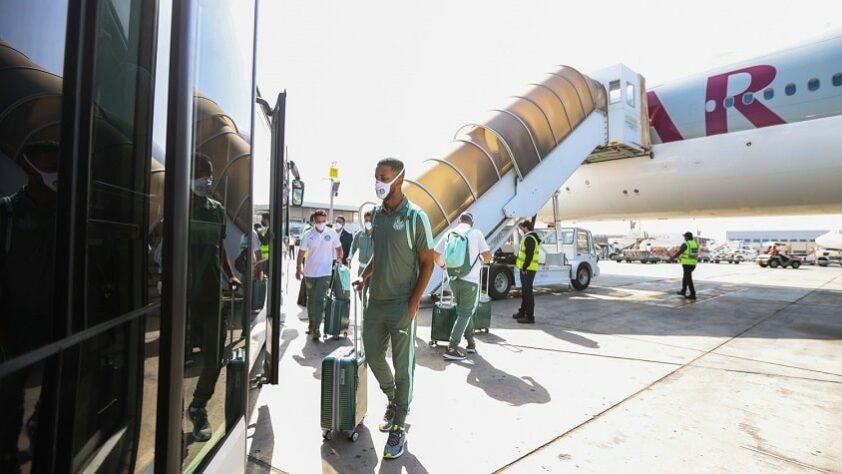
[260,228,270,260]
[681,240,699,266]
[516,233,541,271]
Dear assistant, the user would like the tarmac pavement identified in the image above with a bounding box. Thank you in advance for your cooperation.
[246,261,842,473]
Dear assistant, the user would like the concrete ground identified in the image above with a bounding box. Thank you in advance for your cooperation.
[246,261,842,473]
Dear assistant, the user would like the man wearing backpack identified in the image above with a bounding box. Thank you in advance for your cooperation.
[352,158,435,460]
[434,213,492,361]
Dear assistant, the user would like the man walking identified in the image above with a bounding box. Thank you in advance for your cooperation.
[348,211,374,276]
[434,212,492,360]
[672,231,698,300]
[353,158,435,460]
[296,209,343,340]
[334,215,354,266]
[513,220,541,324]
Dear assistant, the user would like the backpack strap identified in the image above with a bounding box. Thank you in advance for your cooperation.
[0,196,13,254]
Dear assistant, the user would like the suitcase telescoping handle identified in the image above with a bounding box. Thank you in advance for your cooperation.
[353,286,363,356]
[439,267,454,306]
[481,265,490,299]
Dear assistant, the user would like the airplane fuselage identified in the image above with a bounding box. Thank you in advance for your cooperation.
[556,34,842,221]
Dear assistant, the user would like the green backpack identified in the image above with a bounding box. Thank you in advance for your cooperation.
[444,228,477,279]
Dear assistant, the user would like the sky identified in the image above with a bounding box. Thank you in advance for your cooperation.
[253,0,842,241]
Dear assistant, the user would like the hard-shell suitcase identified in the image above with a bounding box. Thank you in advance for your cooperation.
[323,296,350,337]
[225,347,246,427]
[321,292,367,441]
[324,264,351,338]
[429,273,457,347]
[251,279,267,311]
[474,265,492,333]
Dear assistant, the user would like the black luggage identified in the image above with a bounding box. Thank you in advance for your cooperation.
[429,273,456,347]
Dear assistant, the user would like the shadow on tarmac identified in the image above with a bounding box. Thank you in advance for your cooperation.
[459,353,551,406]
[293,335,352,379]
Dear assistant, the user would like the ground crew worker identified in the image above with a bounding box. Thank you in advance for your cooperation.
[296,209,343,340]
[352,158,435,460]
[186,156,241,442]
[434,212,492,360]
[348,211,374,276]
[259,212,270,275]
[671,232,698,300]
[513,220,541,324]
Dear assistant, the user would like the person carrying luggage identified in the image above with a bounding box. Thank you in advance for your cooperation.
[434,212,492,360]
[352,158,435,460]
[296,209,343,341]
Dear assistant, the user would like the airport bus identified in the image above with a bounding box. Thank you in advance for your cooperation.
[0,1,294,472]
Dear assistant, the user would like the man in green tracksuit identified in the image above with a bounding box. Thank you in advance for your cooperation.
[353,158,435,460]
[348,210,374,276]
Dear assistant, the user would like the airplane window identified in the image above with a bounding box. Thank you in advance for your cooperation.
[723,97,734,108]
[763,88,774,100]
[742,93,754,105]
[785,83,796,96]
[808,78,820,91]
[834,73,842,87]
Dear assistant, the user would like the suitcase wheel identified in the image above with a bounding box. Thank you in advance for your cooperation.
[322,430,333,441]
[428,341,437,348]
[348,431,359,442]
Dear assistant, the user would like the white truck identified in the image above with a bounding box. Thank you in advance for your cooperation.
[487,224,600,299]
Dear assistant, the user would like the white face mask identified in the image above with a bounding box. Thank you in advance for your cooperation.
[24,154,58,192]
[334,223,343,231]
[191,177,213,197]
[315,222,326,232]
[375,168,404,200]
[364,222,372,230]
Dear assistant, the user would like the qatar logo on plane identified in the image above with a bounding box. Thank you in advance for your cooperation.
[648,65,787,142]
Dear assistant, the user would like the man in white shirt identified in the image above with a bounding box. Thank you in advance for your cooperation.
[434,212,492,360]
[296,209,343,341]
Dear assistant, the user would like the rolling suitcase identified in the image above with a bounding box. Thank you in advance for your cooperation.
[428,273,457,347]
[321,292,367,441]
[474,265,492,333]
[324,264,351,338]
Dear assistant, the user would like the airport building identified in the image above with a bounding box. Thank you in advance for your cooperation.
[726,230,828,247]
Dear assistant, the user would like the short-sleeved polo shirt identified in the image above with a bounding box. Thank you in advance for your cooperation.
[301,227,341,278]
[369,195,433,303]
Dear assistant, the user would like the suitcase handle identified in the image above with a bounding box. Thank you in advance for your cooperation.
[439,268,454,306]
[353,287,363,356]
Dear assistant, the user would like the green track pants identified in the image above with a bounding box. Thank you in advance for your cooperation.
[363,299,416,426]
[449,278,478,349]
[305,276,330,331]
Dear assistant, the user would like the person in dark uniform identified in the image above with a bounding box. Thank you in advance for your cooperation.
[0,142,58,472]
[513,220,541,324]
[334,215,354,266]
[671,232,698,300]
[185,156,240,442]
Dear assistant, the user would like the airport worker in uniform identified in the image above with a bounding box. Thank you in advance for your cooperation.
[513,219,541,324]
[434,212,493,360]
[671,231,698,300]
[296,209,343,341]
[352,158,436,460]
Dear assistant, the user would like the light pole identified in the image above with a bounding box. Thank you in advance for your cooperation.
[328,161,339,222]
